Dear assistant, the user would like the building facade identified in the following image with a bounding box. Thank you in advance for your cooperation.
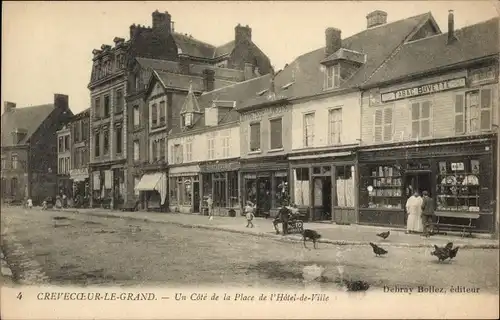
[358,14,499,233]
[1,94,73,205]
[56,125,72,199]
[69,109,91,207]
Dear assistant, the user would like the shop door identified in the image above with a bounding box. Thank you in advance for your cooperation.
[312,176,332,221]
[257,177,271,217]
[193,182,200,213]
[404,172,432,224]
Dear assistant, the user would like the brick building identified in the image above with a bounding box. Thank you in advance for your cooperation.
[1,94,73,205]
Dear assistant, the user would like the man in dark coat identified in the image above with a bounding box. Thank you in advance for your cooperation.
[421,191,435,236]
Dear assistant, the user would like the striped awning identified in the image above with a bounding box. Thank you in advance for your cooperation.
[134,172,167,204]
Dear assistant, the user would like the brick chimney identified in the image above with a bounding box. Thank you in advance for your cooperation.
[4,101,16,113]
[244,63,255,80]
[366,10,387,29]
[179,55,190,74]
[325,28,342,57]
[447,10,457,44]
[235,24,252,43]
[152,10,172,34]
[203,69,215,92]
[54,94,69,110]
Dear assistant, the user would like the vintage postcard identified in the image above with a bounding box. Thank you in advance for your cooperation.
[1,1,499,319]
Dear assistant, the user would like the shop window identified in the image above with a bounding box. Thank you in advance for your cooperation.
[202,173,213,200]
[169,177,178,204]
[181,178,192,206]
[228,171,239,207]
[334,165,355,207]
[293,168,310,206]
[185,141,193,162]
[436,159,481,212]
[244,176,258,204]
[411,101,431,139]
[213,173,227,207]
[104,95,110,118]
[360,164,403,209]
[115,89,124,114]
[304,113,315,147]
[328,108,342,145]
[374,107,393,143]
[274,173,289,207]
[269,118,283,150]
[249,122,261,152]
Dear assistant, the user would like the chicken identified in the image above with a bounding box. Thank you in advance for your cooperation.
[445,242,454,251]
[431,245,450,262]
[448,247,459,260]
[369,242,388,257]
[342,279,370,292]
[376,230,390,240]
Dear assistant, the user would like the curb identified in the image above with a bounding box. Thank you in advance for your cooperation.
[67,210,500,249]
[1,248,14,279]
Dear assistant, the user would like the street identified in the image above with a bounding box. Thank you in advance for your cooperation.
[1,206,499,292]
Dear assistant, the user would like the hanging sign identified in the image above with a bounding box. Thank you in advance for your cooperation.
[381,77,466,102]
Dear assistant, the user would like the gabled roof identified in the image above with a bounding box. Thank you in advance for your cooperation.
[180,82,202,114]
[213,41,236,58]
[363,17,499,87]
[1,104,55,147]
[239,12,433,110]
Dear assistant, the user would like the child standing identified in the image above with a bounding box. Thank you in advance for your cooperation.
[245,201,255,228]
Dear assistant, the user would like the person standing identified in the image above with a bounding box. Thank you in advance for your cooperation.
[206,194,214,220]
[421,191,435,236]
[405,191,424,234]
[245,201,255,228]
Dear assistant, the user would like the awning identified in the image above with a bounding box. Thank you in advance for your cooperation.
[134,172,168,205]
[288,151,352,161]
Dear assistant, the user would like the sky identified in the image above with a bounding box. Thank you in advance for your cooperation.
[2,1,499,114]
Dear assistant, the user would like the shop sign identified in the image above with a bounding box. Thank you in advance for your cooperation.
[241,105,289,122]
[451,162,465,171]
[200,162,240,173]
[469,65,498,86]
[381,77,466,102]
[69,168,88,177]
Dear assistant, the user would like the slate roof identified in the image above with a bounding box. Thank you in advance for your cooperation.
[172,33,236,59]
[154,70,237,93]
[170,75,271,136]
[239,12,433,111]
[1,104,55,147]
[180,83,202,114]
[363,17,499,87]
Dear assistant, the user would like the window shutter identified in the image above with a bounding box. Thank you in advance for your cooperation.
[383,107,393,142]
[480,88,492,131]
[374,109,383,142]
[454,94,465,134]
[270,118,283,149]
[421,101,431,138]
[411,103,420,139]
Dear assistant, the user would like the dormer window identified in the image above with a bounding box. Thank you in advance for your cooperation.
[324,64,340,90]
[184,113,193,127]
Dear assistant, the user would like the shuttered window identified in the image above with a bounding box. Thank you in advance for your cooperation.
[249,122,261,152]
[374,109,383,142]
[455,94,465,134]
[383,107,393,142]
[152,140,158,162]
[457,89,493,134]
[374,107,393,143]
[480,88,492,131]
[270,118,283,150]
[304,113,315,147]
[411,101,431,139]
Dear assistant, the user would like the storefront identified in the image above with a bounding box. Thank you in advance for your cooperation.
[358,136,497,232]
[134,165,168,212]
[168,164,200,214]
[240,156,289,218]
[199,160,240,216]
[289,150,357,223]
[69,167,89,208]
[90,162,126,209]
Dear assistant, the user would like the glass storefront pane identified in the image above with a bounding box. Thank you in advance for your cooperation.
[293,168,310,206]
[245,178,257,204]
[334,165,355,207]
[274,175,288,207]
[169,177,178,204]
[228,171,239,207]
[360,164,403,209]
[182,178,192,206]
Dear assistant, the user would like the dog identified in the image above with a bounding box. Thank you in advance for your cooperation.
[302,229,321,249]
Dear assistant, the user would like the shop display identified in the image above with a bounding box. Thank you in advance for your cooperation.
[363,164,403,209]
[436,160,480,212]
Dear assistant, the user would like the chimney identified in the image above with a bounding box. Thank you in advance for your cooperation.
[366,10,388,29]
[4,101,16,113]
[203,69,215,92]
[171,21,175,33]
[235,24,252,43]
[152,10,172,34]
[244,63,255,80]
[205,105,218,127]
[130,24,137,39]
[448,10,457,43]
[179,55,190,74]
[325,28,342,57]
[113,37,125,46]
[54,94,69,110]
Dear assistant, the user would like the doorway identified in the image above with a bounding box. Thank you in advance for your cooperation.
[405,171,432,198]
[257,177,272,217]
[193,182,200,213]
[312,176,332,221]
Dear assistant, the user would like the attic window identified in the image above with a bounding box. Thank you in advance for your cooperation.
[257,89,268,96]
[184,113,193,127]
[281,82,294,90]
[324,64,340,90]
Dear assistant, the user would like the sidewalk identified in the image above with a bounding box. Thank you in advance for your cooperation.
[48,207,499,249]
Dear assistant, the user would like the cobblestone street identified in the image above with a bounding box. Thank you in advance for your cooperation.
[1,206,499,292]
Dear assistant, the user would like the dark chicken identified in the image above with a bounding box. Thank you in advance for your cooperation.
[445,242,454,251]
[431,245,450,261]
[342,279,370,292]
[376,230,390,240]
[369,242,388,257]
[448,247,459,260]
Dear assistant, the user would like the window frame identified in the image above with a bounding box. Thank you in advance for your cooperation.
[133,105,140,127]
[94,132,101,157]
[249,121,261,152]
[115,89,124,114]
[324,64,340,90]
[151,103,158,127]
[103,95,110,118]
[328,107,343,145]
[410,99,433,139]
[303,112,315,147]
[373,106,394,143]
[185,140,193,162]
[115,125,123,155]
[133,140,140,162]
[103,129,110,155]
[269,116,283,151]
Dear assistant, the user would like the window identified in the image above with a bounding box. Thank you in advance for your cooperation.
[456,89,493,134]
[151,103,158,127]
[94,97,101,119]
[374,107,393,143]
[104,95,110,118]
[134,74,140,90]
[183,113,193,127]
[103,130,109,155]
[208,133,216,160]
[65,157,71,173]
[304,113,315,147]
[74,122,81,142]
[1,178,6,197]
[64,135,70,152]
[152,140,158,162]
[58,158,64,174]
[115,89,124,114]
[249,122,261,152]
[74,149,80,168]
[133,105,140,127]
[411,101,432,139]
[293,168,310,206]
[222,132,230,158]
[324,64,340,90]
[133,140,140,161]
[94,132,100,157]
[11,155,18,170]
[228,171,239,207]
[10,178,17,197]
[334,165,355,207]
[270,118,283,150]
[82,120,89,141]
[58,137,64,153]
[159,138,165,161]
[115,126,122,154]
[185,141,193,162]
[328,108,342,145]
[134,177,141,196]
[173,144,183,164]
[159,101,166,125]
[1,157,6,169]
[359,164,403,209]
[169,177,178,204]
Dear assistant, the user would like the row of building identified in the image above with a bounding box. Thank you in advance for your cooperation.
[2,9,499,233]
